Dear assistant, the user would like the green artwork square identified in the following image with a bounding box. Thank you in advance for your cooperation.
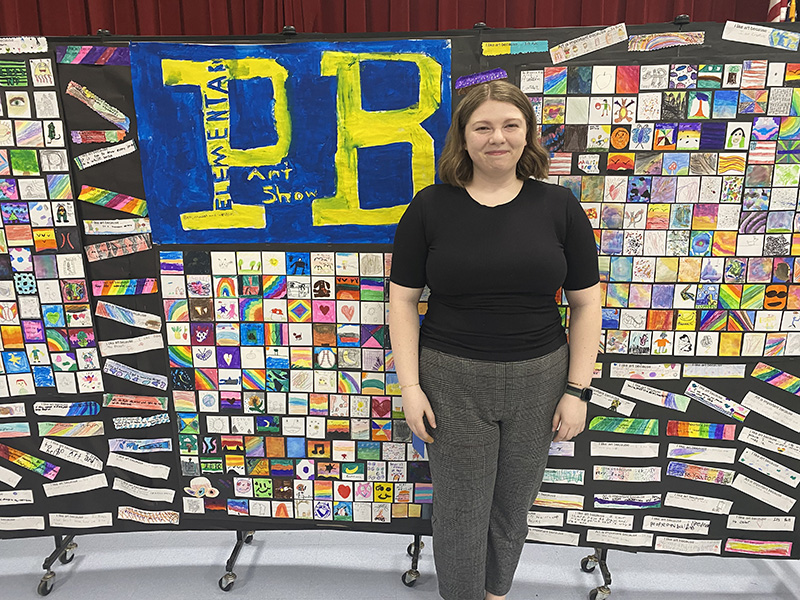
[253,477,272,498]
[179,434,198,455]
[9,148,39,176]
[200,457,223,473]
[698,64,723,89]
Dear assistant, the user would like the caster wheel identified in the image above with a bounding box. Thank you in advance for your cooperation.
[406,541,425,556]
[59,542,77,564]
[219,573,236,592]
[402,569,419,587]
[37,573,54,597]
[244,534,254,545]
[580,556,597,573]
[589,586,610,600]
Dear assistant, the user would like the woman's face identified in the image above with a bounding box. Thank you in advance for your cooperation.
[463,99,527,179]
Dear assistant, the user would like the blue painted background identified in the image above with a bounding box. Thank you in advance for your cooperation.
[130,40,451,244]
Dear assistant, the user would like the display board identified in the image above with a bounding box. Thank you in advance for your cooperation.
[1,23,800,562]
[479,21,800,559]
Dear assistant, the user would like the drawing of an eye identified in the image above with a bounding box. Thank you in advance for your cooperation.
[8,96,25,107]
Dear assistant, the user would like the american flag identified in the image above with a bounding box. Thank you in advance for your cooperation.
[548,153,573,175]
[769,0,788,21]
[749,141,777,164]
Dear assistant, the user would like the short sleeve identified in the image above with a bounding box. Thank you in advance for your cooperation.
[561,189,600,291]
[389,192,428,289]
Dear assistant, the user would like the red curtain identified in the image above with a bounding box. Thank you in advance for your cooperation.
[0,0,773,36]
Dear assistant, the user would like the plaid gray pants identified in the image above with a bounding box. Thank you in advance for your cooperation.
[419,344,569,600]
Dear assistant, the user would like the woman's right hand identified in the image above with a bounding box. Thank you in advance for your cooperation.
[401,386,437,443]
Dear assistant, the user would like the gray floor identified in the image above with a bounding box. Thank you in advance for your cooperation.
[2,529,800,599]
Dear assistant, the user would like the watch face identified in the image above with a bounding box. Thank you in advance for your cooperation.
[582,387,593,402]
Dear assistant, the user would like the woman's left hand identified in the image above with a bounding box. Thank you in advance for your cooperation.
[551,394,587,442]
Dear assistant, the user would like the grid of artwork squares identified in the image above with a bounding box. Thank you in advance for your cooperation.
[0,54,101,396]
[523,60,800,357]
[160,250,432,522]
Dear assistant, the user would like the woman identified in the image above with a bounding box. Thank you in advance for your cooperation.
[388,81,601,600]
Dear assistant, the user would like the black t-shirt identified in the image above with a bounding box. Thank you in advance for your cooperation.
[390,179,600,361]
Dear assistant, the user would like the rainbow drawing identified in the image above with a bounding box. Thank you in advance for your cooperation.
[45,329,70,352]
[628,31,704,52]
[168,346,193,368]
[589,417,658,436]
[214,277,236,298]
[159,251,184,274]
[239,298,263,322]
[360,278,385,301]
[309,394,328,415]
[71,129,127,144]
[765,333,787,357]
[726,310,754,332]
[781,117,800,140]
[171,391,196,412]
[57,45,131,65]
[338,371,360,394]
[164,299,189,322]
[245,436,265,457]
[78,185,147,216]
[242,369,266,390]
[262,275,287,299]
[37,421,104,437]
[0,442,60,479]
[290,348,312,369]
[666,420,736,440]
[751,362,800,395]
[415,483,433,503]
[14,120,43,146]
[699,309,727,331]
[194,368,218,391]
[543,66,567,95]
[718,285,741,309]
[66,81,130,131]
[92,279,158,296]
[725,539,792,557]
[315,481,333,500]
[288,299,311,322]
[740,286,765,310]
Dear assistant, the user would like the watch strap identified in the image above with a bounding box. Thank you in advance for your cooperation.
[565,383,591,402]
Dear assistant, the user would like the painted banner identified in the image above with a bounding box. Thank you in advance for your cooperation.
[130,40,452,244]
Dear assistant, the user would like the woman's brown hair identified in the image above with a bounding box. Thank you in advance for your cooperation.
[438,80,550,187]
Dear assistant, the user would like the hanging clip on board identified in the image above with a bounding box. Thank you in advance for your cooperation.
[674,14,691,29]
